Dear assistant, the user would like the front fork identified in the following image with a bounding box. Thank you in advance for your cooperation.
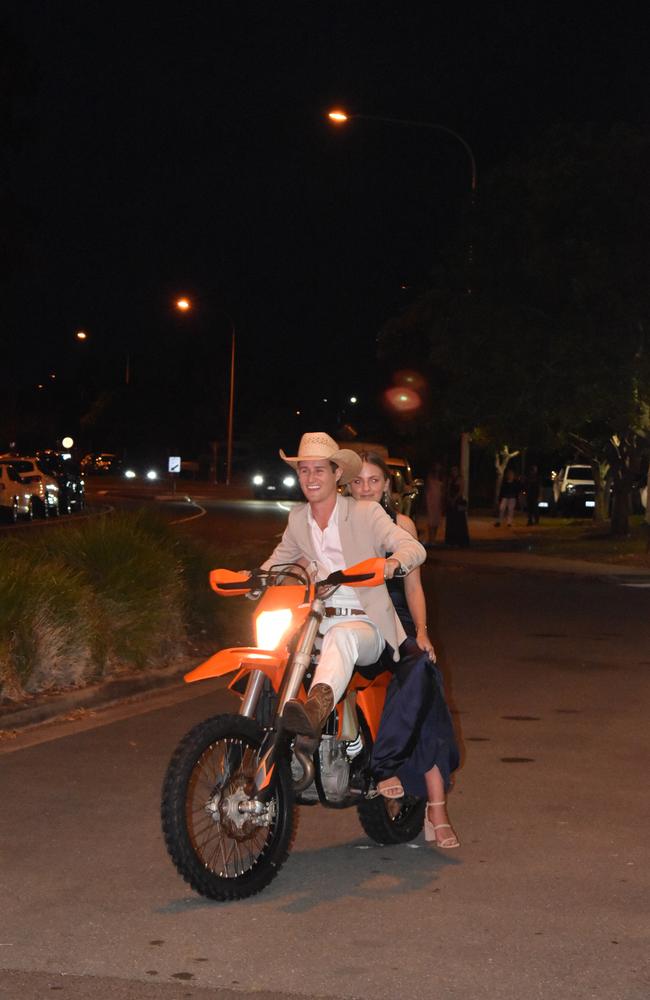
[247,601,325,800]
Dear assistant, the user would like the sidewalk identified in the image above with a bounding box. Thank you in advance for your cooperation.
[427,512,650,580]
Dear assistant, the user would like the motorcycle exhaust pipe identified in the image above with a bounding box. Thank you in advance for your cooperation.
[291,747,315,793]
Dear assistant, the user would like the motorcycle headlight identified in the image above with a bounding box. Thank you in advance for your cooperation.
[255,609,292,650]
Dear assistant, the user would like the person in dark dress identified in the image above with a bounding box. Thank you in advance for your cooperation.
[348,453,460,848]
[524,465,541,525]
[444,466,470,547]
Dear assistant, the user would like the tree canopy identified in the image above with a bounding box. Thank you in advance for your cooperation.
[379,123,650,529]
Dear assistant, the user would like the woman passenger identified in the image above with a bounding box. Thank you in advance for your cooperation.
[348,452,460,848]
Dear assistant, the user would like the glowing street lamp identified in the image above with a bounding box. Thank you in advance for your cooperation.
[75,330,88,341]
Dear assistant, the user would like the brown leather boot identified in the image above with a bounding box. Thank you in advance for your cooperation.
[282,683,335,738]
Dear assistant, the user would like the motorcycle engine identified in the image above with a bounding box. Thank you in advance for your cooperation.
[318,735,351,802]
[292,735,359,804]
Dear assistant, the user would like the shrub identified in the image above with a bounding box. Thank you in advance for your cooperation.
[0,512,193,701]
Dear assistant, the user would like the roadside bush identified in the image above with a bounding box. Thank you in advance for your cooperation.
[0,512,206,702]
[0,510,268,703]
[0,545,96,698]
[35,511,187,673]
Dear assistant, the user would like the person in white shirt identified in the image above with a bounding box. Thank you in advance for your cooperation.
[260,432,426,749]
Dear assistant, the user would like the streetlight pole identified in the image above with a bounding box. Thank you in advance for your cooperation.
[225,317,236,487]
[174,297,236,486]
[327,110,477,194]
[328,108,477,500]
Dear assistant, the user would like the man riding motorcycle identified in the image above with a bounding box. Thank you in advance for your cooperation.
[261,431,426,743]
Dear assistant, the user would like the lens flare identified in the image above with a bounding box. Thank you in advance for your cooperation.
[383,386,422,413]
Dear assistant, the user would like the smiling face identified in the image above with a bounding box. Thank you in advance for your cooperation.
[348,461,389,503]
[296,459,341,504]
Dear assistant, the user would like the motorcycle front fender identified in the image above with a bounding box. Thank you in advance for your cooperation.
[184,648,286,690]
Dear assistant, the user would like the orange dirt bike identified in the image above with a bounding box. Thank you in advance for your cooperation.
[161,558,426,901]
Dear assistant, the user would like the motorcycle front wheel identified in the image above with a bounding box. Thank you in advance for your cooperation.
[161,714,297,901]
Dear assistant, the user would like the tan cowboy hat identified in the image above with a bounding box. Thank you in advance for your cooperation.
[279,432,362,485]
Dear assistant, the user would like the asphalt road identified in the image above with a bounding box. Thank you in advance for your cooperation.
[2,550,649,1000]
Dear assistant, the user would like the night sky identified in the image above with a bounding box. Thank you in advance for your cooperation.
[4,2,649,456]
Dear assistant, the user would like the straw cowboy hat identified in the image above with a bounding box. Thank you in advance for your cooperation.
[279,432,362,485]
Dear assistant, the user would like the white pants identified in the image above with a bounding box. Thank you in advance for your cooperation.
[499,497,516,525]
[313,618,384,702]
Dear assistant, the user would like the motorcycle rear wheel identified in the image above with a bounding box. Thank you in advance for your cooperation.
[355,710,426,844]
[357,793,426,844]
[161,714,297,901]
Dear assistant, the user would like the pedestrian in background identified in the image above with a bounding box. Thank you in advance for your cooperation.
[424,461,445,545]
[524,464,541,525]
[444,466,469,547]
[495,468,520,527]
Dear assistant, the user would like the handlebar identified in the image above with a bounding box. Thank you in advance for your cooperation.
[210,557,400,598]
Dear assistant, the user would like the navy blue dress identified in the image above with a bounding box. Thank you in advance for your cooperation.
[370,517,459,797]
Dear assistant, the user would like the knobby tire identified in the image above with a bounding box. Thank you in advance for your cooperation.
[161,713,297,901]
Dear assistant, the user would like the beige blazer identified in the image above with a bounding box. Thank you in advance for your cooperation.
[261,495,426,660]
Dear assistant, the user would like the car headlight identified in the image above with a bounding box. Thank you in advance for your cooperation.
[253,474,264,486]
[125,469,137,479]
[146,470,158,480]
[255,609,293,650]
[282,475,296,487]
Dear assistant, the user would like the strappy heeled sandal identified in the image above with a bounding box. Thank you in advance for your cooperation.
[424,801,460,848]
[375,778,405,799]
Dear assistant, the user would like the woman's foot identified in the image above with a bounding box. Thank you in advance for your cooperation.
[376,777,404,819]
[424,800,460,848]
[376,777,404,799]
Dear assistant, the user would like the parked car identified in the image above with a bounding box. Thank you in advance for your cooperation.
[36,451,85,513]
[81,452,121,474]
[386,457,422,516]
[536,477,556,515]
[552,465,596,515]
[0,456,60,517]
[0,463,34,522]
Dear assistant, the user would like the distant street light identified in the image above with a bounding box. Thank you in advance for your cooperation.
[75,327,131,385]
[327,106,477,499]
[174,295,236,486]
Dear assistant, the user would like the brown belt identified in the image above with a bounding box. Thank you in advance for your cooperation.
[323,606,367,618]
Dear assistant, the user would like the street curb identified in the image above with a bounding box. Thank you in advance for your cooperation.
[0,666,190,734]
